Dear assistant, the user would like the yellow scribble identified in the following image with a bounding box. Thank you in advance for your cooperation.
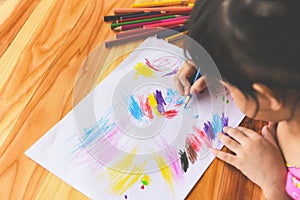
[133,62,155,79]
[99,147,148,195]
[153,155,174,191]
[148,93,160,115]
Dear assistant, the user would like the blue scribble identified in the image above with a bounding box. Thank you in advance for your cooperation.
[73,111,116,152]
[165,88,185,105]
[203,113,229,141]
[128,95,144,121]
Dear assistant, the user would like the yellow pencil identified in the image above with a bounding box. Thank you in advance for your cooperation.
[131,0,188,8]
[164,31,187,42]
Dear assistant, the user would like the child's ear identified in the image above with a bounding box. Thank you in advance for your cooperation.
[252,83,282,111]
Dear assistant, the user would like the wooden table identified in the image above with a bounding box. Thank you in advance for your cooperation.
[0,0,265,199]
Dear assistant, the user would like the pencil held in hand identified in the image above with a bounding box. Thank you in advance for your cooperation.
[183,68,201,108]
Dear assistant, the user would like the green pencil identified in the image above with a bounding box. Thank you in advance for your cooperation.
[111,15,181,29]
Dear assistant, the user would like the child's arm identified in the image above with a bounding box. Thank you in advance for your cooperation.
[214,125,291,199]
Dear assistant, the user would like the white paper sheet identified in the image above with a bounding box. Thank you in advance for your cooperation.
[26,37,244,200]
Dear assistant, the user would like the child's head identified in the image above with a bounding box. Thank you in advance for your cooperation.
[185,0,300,121]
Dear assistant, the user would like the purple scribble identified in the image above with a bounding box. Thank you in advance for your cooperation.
[222,112,229,128]
[162,67,178,77]
[203,113,229,141]
[154,90,166,114]
[203,121,215,141]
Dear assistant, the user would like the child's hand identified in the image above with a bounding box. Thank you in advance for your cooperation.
[174,61,206,96]
[214,126,289,199]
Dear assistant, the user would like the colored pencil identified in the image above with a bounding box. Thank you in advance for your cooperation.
[105,28,166,48]
[184,68,201,108]
[164,31,188,42]
[111,15,181,29]
[113,20,162,31]
[104,11,161,22]
[113,16,189,31]
[131,0,188,8]
[105,27,187,48]
[144,18,188,28]
[115,13,182,23]
[114,6,193,14]
[115,24,184,38]
[156,26,187,39]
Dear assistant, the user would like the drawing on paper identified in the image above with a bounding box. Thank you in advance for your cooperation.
[25,38,245,200]
[71,56,230,198]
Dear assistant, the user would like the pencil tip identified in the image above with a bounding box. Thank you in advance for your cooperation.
[183,95,191,108]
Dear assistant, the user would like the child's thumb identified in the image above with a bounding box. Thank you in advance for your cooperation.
[262,125,278,148]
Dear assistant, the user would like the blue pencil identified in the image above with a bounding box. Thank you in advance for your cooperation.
[183,67,201,108]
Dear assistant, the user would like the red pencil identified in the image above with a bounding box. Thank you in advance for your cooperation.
[144,18,188,28]
[114,6,193,14]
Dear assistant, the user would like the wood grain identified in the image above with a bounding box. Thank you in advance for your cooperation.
[0,0,265,199]
[0,0,134,199]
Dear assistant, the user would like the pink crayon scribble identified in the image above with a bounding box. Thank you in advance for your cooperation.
[145,58,159,71]
[144,56,180,77]
[138,95,154,120]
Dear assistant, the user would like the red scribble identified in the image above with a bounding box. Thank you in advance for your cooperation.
[145,58,159,71]
[152,56,179,70]
[145,97,154,120]
[193,126,212,148]
[138,95,154,120]
[163,110,178,119]
[185,134,202,153]
[140,185,145,190]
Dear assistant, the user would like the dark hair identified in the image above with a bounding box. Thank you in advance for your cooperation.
[185,0,300,110]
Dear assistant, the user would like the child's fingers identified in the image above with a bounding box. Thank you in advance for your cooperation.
[235,126,259,138]
[262,125,278,148]
[223,126,248,144]
[174,73,191,96]
[179,75,192,96]
[190,76,206,95]
[267,122,276,136]
[218,132,240,152]
[213,149,237,167]
[174,62,196,96]
[174,74,186,96]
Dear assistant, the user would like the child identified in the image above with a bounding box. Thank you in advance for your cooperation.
[174,0,300,199]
